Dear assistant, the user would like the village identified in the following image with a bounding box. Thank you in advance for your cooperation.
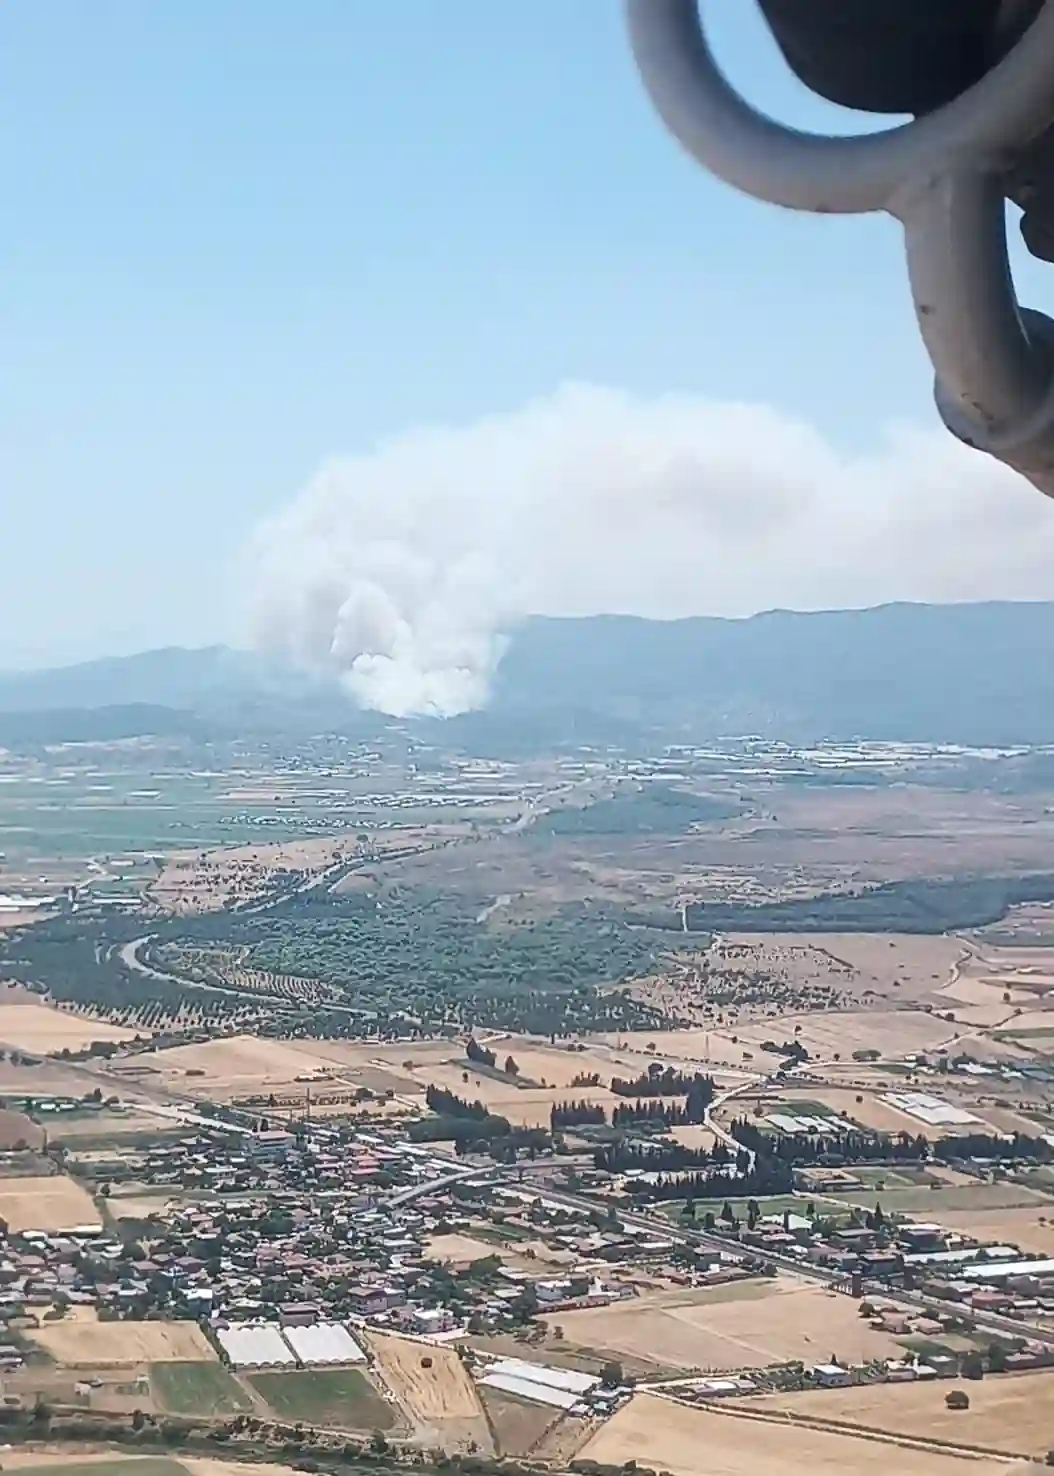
[0,1085,1047,1444]
[3,870,1054,1470]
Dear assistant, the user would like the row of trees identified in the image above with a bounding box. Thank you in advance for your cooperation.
[730,1119,931,1166]
[932,1131,1054,1163]
[610,1064,714,1099]
[630,1159,795,1202]
[730,1120,1053,1169]
[548,1074,714,1132]
[551,1100,606,1129]
[424,1084,492,1120]
[415,1083,514,1147]
[409,1112,511,1145]
[612,1095,709,1128]
[596,1137,747,1175]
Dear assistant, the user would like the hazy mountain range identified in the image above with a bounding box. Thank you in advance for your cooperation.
[2,601,1053,749]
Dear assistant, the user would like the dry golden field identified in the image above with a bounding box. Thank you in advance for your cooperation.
[424,1233,505,1266]
[577,1394,1023,1476]
[747,1369,1054,1458]
[30,1314,217,1366]
[363,1330,490,1452]
[0,1174,99,1231]
[0,1002,135,1053]
[547,1280,901,1372]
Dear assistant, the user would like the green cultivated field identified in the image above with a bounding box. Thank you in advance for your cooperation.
[826,1182,1054,1214]
[663,1193,807,1223]
[250,1366,395,1429]
[150,1358,253,1414]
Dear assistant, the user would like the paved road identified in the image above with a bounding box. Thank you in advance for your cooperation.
[119,936,237,991]
[408,1145,1054,1346]
[119,934,361,1016]
[386,1164,486,1206]
[705,1078,758,1166]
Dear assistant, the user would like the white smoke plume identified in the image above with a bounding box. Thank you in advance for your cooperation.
[246,383,1054,717]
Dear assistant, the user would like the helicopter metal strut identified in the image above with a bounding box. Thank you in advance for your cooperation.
[626,0,1054,497]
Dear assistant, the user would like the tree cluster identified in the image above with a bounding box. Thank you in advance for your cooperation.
[681,872,1054,935]
[610,1064,715,1102]
[595,1138,744,1175]
[732,1118,929,1165]
[630,1159,795,1203]
[760,1039,810,1064]
[424,1084,490,1120]
[932,1131,1053,1164]
[551,1100,607,1129]
[612,1095,705,1128]
[465,1037,496,1068]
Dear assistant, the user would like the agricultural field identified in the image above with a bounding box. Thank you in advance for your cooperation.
[129,1029,731,1124]
[363,1330,490,1451]
[424,1233,507,1266]
[592,1027,784,1071]
[149,1359,254,1415]
[0,1462,190,1476]
[913,1203,1054,1254]
[342,784,1054,912]
[747,1369,1054,1458]
[0,737,476,900]
[102,1185,188,1223]
[669,1123,717,1150]
[0,1456,305,1476]
[478,1385,564,1458]
[545,1279,900,1373]
[248,1367,394,1430]
[726,1087,937,1138]
[44,1110,180,1145]
[660,1195,810,1230]
[576,1393,1020,1476]
[151,836,357,914]
[30,1313,217,1365]
[111,1033,376,1099]
[0,1172,99,1231]
[465,1037,672,1089]
[0,1106,45,1148]
[703,933,962,1008]
[822,1181,1054,1218]
[937,972,1037,1010]
[732,1009,962,1062]
[0,1000,136,1053]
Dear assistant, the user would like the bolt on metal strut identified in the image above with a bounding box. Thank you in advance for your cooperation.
[625,0,1054,499]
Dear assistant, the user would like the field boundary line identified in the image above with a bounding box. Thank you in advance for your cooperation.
[650,1391,1035,1464]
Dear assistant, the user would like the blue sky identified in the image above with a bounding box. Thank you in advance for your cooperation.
[4,2,1049,668]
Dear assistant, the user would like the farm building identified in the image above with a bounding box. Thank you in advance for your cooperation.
[882,1093,978,1127]
[478,1356,600,1409]
[282,1321,365,1365]
[215,1322,296,1368]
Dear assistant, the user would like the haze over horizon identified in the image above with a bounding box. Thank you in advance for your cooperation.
[7,3,1054,692]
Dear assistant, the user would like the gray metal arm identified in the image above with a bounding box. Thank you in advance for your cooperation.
[625,0,1054,498]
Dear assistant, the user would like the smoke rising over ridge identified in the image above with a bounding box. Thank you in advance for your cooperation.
[246,383,1054,716]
